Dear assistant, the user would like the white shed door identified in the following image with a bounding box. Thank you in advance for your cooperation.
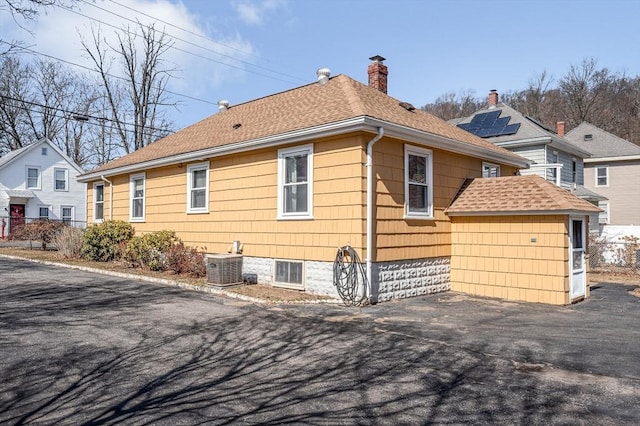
[569,218,586,300]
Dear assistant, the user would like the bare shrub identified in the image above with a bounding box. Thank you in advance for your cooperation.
[165,242,206,277]
[10,220,65,250]
[52,226,84,259]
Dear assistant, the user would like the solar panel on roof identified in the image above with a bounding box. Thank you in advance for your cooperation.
[457,110,521,138]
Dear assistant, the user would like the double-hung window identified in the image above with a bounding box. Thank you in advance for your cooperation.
[278,144,313,219]
[187,162,209,213]
[54,168,68,191]
[94,183,104,222]
[61,206,73,225]
[482,162,500,178]
[26,167,41,189]
[550,151,559,180]
[596,166,608,187]
[130,173,145,222]
[598,201,610,224]
[39,206,49,220]
[405,145,433,218]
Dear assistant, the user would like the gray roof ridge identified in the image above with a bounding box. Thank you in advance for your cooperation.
[568,122,640,154]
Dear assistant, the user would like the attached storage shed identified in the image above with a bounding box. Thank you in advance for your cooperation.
[446,175,602,305]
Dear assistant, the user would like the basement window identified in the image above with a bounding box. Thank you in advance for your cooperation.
[274,260,304,290]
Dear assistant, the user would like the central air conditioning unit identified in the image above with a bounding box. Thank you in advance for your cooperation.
[206,254,243,287]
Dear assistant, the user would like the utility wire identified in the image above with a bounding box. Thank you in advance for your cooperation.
[107,0,256,59]
[60,1,305,85]
[0,93,175,137]
[100,0,306,83]
[0,40,215,106]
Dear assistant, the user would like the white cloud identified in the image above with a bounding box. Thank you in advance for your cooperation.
[232,0,287,25]
[0,0,257,123]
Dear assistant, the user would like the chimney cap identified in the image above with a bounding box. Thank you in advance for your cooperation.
[369,55,386,63]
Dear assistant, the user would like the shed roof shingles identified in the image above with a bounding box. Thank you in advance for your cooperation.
[85,74,524,176]
[446,175,602,215]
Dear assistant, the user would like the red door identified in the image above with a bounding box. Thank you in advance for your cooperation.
[9,204,25,236]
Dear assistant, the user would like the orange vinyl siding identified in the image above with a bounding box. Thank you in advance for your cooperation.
[87,134,367,262]
[374,137,519,262]
[450,215,574,305]
[86,132,520,264]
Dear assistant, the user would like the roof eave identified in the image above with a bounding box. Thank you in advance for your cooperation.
[548,136,593,158]
[376,119,530,168]
[446,209,601,217]
[78,115,530,183]
[78,117,378,182]
[584,154,640,163]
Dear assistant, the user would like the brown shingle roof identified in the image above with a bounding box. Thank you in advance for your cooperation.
[84,74,526,176]
[445,175,602,215]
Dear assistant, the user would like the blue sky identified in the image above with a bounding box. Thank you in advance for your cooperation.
[2,0,640,130]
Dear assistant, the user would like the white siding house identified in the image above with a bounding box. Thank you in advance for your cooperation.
[0,139,86,235]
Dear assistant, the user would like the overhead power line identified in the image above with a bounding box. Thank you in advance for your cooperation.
[0,40,216,106]
[0,93,175,137]
[61,1,306,85]
[102,0,306,83]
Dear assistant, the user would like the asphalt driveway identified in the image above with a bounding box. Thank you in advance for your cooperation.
[1,256,639,425]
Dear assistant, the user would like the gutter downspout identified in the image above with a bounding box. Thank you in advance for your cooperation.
[366,127,384,302]
[100,175,113,220]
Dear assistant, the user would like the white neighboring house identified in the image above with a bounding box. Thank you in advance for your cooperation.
[0,138,86,236]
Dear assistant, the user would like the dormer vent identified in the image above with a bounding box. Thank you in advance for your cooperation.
[218,99,229,112]
[316,67,331,85]
[584,134,593,141]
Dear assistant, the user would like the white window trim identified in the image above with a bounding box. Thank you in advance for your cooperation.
[404,144,433,219]
[595,166,609,187]
[54,167,69,192]
[273,259,305,290]
[93,182,105,223]
[598,202,610,225]
[38,205,50,220]
[482,162,501,178]
[186,162,210,214]
[550,151,559,179]
[61,205,74,224]
[277,144,314,220]
[26,166,41,190]
[129,173,146,222]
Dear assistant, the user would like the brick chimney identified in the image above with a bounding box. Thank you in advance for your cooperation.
[556,121,565,137]
[488,89,498,108]
[368,55,388,94]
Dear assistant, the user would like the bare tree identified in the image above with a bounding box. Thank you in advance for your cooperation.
[0,55,102,165]
[1,0,81,55]
[559,58,613,128]
[0,56,33,151]
[1,0,75,21]
[503,71,554,119]
[81,22,176,155]
[421,90,483,121]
